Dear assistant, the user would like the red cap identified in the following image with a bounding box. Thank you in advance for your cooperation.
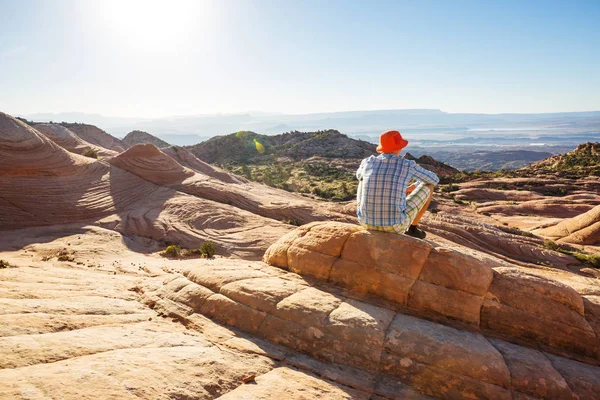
[376,130,408,153]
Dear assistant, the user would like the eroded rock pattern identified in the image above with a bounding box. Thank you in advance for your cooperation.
[142,223,600,399]
[263,222,600,362]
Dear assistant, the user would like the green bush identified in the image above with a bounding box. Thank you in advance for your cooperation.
[440,183,460,193]
[543,239,560,251]
[282,219,301,226]
[163,245,182,258]
[200,241,216,258]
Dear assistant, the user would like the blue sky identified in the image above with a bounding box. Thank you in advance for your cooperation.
[0,0,598,117]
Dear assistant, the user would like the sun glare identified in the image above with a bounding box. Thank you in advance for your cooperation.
[94,0,208,52]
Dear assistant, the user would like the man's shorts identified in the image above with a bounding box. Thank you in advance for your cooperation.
[360,182,432,234]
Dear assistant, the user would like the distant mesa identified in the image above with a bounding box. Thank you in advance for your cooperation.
[122,130,170,149]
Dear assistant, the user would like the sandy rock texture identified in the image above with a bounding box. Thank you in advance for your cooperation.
[34,123,118,158]
[264,222,600,363]
[0,113,354,259]
[109,143,355,225]
[537,204,600,245]
[146,238,600,399]
[60,122,126,152]
[0,250,393,399]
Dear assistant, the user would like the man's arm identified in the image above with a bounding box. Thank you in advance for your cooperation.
[356,158,367,180]
[409,160,440,186]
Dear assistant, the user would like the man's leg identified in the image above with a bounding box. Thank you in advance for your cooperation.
[411,184,434,226]
[404,183,434,238]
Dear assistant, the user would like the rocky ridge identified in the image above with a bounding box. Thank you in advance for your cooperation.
[122,130,170,149]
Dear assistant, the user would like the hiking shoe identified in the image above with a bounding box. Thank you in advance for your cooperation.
[405,225,427,239]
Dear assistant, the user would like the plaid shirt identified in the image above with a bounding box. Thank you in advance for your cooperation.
[356,154,439,226]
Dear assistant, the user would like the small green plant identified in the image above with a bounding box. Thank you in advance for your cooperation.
[453,197,467,205]
[506,200,518,205]
[543,239,560,251]
[282,218,301,226]
[440,183,460,193]
[200,241,216,258]
[513,228,535,238]
[0,260,8,268]
[542,240,600,268]
[570,251,600,268]
[82,148,98,159]
[162,245,182,258]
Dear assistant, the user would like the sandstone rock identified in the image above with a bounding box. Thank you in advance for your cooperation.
[183,265,269,293]
[537,204,600,245]
[384,313,510,388]
[265,222,600,358]
[407,280,484,325]
[418,247,494,295]
[272,287,343,327]
[340,230,433,279]
[34,123,118,158]
[220,276,306,313]
[546,353,600,400]
[218,366,370,399]
[60,122,125,152]
[108,143,195,185]
[200,294,267,334]
[490,339,572,399]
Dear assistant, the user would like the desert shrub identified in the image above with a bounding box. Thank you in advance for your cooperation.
[282,218,301,226]
[200,241,215,258]
[56,250,74,262]
[542,239,600,268]
[162,245,182,258]
[514,228,535,238]
[440,183,460,193]
[543,239,560,251]
[0,260,8,268]
[82,148,98,159]
[571,251,600,268]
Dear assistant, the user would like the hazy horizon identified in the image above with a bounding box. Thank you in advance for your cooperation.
[1,0,599,118]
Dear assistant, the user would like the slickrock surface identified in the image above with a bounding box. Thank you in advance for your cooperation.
[537,204,600,245]
[263,222,600,363]
[33,123,118,158]
[141,222,600,400]
[109,143,356,225]
[60,122,126,152]
[108,143,196,185]
[162,145,247,184]
[0,230,427,400]
[420,213,581,271]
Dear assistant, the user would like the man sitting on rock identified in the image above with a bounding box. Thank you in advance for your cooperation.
[356,130,439,239]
